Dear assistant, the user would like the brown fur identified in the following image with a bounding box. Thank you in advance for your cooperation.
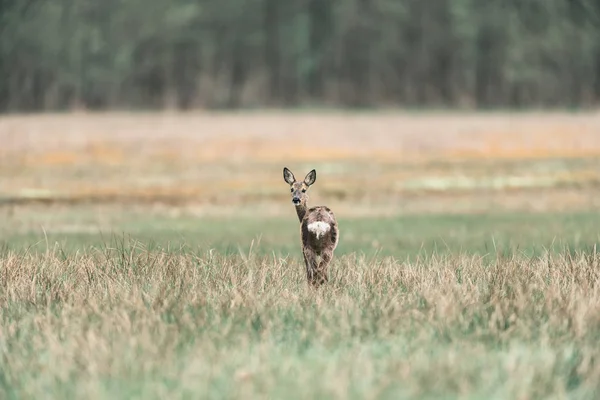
[283,167,339,286]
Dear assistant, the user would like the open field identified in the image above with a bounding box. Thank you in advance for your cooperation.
[2,246,600,399]
[1,111,600,212]
[2,204,600,260]
[1,111,600,398]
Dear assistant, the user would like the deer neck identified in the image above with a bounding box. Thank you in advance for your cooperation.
[295,203,308,223]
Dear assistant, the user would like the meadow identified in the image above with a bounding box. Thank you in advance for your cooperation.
[1,111,600,399]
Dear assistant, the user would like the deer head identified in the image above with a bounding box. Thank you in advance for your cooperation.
[283,167,316,207]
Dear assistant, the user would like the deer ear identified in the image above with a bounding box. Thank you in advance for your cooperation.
[283,167,296,184]
[304,169,316,186]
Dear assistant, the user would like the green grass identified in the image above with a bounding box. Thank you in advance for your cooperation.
[2,208,600,399]
[3,210,600,259]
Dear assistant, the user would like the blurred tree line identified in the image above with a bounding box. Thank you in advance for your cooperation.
[1,0,599,112]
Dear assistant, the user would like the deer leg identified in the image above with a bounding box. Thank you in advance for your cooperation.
[315,250,332,286]
[303,249,321,286]
[302,252,313,283]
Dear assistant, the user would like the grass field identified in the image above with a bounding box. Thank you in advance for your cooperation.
[1,111,600,399]
[2,244,600,399]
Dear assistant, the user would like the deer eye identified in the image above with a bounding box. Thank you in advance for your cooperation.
[290,188,293,192]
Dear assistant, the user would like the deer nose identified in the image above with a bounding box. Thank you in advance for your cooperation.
[292,197,301,204]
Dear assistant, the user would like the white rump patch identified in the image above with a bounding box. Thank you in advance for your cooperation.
[307,221,331,239]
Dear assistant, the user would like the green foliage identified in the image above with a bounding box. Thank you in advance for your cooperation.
[0,0,599,111]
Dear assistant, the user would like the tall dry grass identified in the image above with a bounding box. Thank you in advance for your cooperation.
[1,242,600,398]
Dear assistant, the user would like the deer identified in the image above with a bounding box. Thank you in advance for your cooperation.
[283,167,339,286]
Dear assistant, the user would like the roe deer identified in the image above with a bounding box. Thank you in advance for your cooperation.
[283,167,339,286]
